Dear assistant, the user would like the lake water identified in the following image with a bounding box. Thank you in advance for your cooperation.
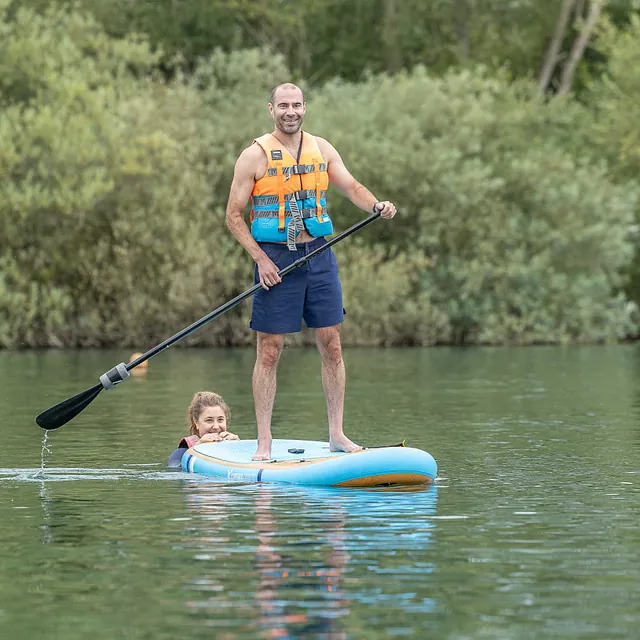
[1,345,639,639]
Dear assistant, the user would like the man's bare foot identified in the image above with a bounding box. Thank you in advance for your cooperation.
[329,434,362,453]
[252,440,272,461]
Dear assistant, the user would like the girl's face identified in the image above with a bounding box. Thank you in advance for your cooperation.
[195,405,228,438]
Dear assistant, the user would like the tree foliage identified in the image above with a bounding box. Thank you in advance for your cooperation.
[2,3,640,347]
[307,69,638,344]
[0,4,213,346]
[584,13,640,307]
[12,0,637,86]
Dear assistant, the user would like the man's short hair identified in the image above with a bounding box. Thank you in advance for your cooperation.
[269,83,305,105]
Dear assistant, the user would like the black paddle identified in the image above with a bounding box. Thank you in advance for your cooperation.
[36,211,382,430]
[364,441,405,449]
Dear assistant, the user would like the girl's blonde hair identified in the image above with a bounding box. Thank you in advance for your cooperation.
[187,391,231,435]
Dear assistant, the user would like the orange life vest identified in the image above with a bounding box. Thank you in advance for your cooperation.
[250,132,333,247]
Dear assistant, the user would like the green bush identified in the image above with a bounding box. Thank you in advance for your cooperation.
[338,241,448,346]
[583,15,640,310]
[0,5,209,346]
[1,4,639,348]
[306,68,639,344]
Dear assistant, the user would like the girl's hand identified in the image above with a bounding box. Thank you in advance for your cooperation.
[198,433,222,444]
[221,432,240,441]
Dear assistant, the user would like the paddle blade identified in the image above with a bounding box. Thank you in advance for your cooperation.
[36,383,103,430]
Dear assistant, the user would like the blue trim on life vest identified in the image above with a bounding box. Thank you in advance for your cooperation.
[252,197,327,212]
[251,216,334,243]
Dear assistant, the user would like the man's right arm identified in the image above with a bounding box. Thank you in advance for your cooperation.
[226,146,267,263]
[225,146,282,289]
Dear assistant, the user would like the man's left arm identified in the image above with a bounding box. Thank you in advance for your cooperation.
[318,138,396,219]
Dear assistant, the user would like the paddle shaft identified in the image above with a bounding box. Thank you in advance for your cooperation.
[126,211,381,371]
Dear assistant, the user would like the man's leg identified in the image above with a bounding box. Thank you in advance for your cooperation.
[315,325,361,452]
[253,331,286,460]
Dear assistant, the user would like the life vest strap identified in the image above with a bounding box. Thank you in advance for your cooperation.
[252,207,327,219]
[287,197,305,250]
[274,160,286,231]
[252,190,327,206]
[282,163,327,177]
[314,161,323,223]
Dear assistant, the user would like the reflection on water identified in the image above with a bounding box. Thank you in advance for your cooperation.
[180,483,438,638]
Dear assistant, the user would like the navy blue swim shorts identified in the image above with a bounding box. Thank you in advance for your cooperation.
[250,237,344,334]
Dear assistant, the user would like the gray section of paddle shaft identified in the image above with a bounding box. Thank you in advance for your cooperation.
[99,362,130,390]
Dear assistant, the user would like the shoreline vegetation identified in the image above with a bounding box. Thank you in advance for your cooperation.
[2,2,640,348]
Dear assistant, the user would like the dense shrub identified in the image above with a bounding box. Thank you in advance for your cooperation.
[1,5,639,347]
[307,69,639,344]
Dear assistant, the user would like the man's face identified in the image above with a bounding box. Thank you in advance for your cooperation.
[269,88,306,135]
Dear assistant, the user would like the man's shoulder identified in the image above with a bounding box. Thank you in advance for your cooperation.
[234,141,268,182]
[239,141,266,158]
[308,134,334,153]
[237,142,268,166]
[307,132,329,145]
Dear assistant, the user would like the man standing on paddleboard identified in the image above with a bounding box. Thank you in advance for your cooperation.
[225,83,396,461]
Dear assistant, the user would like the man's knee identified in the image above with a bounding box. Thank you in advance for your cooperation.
[256,333,285,369]
[316,326,343,364]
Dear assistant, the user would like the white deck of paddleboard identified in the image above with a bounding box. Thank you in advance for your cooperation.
[193,439,349,464]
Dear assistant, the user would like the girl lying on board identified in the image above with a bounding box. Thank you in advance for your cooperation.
[168,391,240,468]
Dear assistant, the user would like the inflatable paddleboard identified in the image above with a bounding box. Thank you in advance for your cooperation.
[181,439,437,487]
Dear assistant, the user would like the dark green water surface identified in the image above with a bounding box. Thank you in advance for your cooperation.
[1,345,639,639]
